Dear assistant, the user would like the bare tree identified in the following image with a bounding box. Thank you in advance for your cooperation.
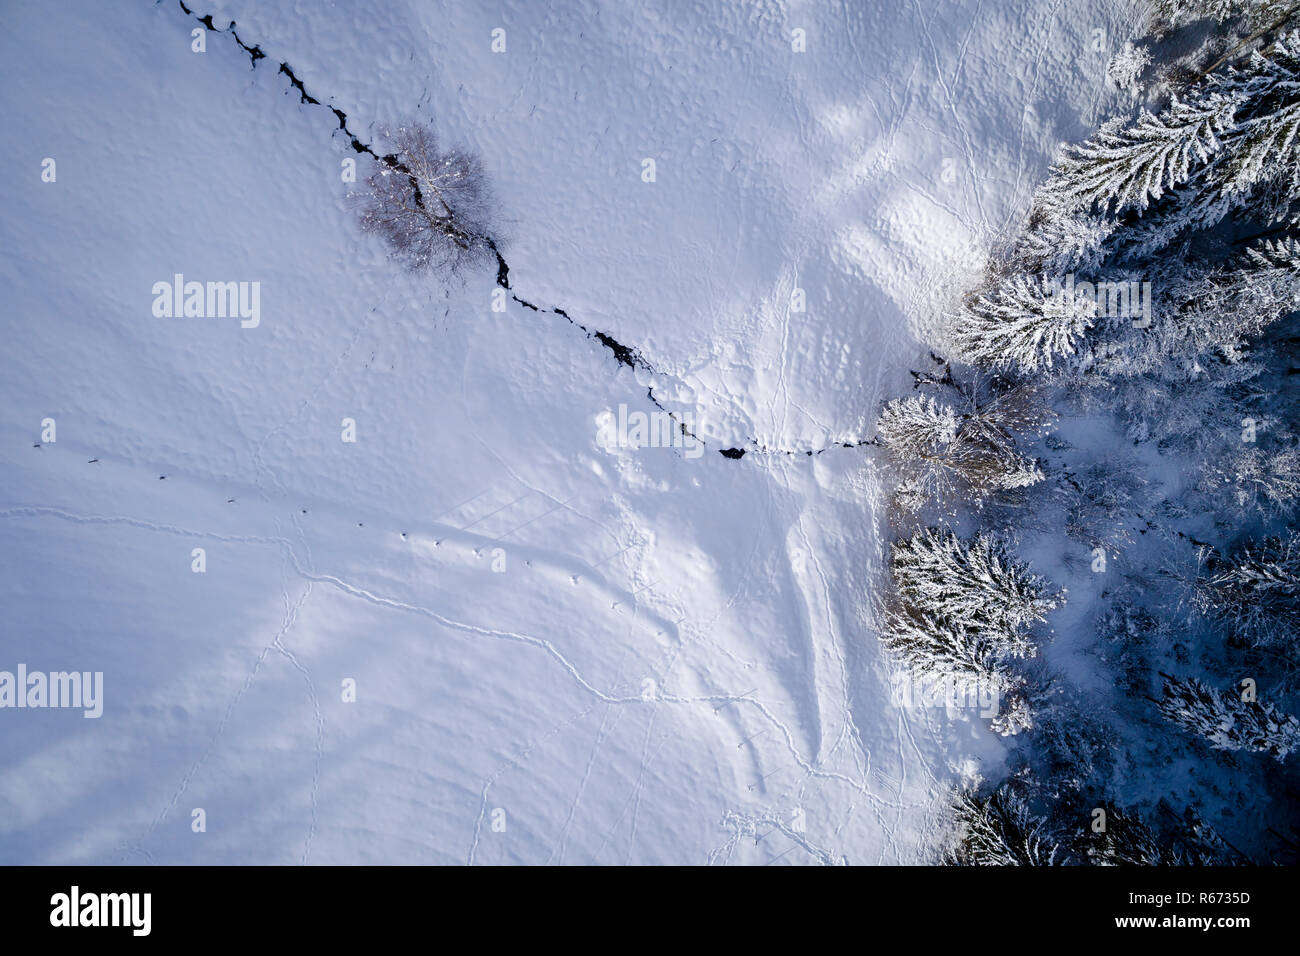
[876,380,1052,515]
[354,123,497,277]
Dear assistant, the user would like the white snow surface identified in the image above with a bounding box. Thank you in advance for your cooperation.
[0,0,1128,863]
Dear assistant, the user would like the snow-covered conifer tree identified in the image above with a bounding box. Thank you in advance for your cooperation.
[1042,93,1241,216]
[1196,533,1300,644]
[882,530,1061,734]
[1014,24,1300,267]
[1109,34,1300,256]
[875,395,958,460]
[891,529,1062,642]
[1157,674,1300,758]
[881,605,1010,695]
[1093,252,1296,382]
[1201,445,1300,513]
[1085,804,1234,864]
[1109,41,1153,98]
[1006,209,1114,275]
[951,274,1097,372]
[1214,38,1300,202]
[946,785,1063,865]
[1246,234,1300,274]
[1149,0,1296,34]
[1087,807,1168,865]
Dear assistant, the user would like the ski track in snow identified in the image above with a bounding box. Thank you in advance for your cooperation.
[0,502,903,856]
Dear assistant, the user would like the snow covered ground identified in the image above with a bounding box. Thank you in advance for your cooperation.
[0,0,1129,864]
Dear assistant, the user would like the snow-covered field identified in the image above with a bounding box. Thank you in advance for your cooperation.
[0,0,1127,864]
